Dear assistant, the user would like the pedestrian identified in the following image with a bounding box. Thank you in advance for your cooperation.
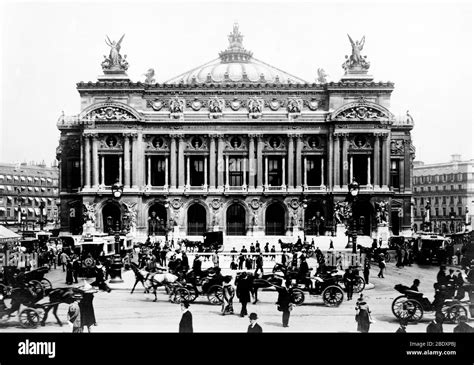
[426,313,444,333]
[355,294,372,333]
[192,254,202,277]
[298,256,310,289]
[221,276,235,315]
[436,265,447,285]
[454,270,466,300]
[363,260,370,285]
[238,253,245,270]
[241,245,248,254]
[79,281,98,333]
[179,301,193,333]
[65,256,74,285]
[453,315,473,333]
[91,263,111,293]
[230,258,238,270]
[396,319,408,333]
[455,248,461,265]
[343,268,355,300]
[270,245,276,260]
[60,250,68,272]
[236,272,251,317]
[250,243,255,253]
[245,256,253,270]
[274,279,292,328]
[264,243,269,253]
[247,313,263,333]
[410,279,420,291]
[181,251,189,273]
[377,256,386,278]
[254,253,264,277]
[67,293,83,333]
[329,240,334,250]
[230,247,237,261]
[72,255,80,284]
[212,251,219,268]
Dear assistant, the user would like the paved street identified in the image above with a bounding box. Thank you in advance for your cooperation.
[0,258,467,333]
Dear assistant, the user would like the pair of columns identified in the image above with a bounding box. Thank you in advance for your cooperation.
[332,132,390,187]
[83,132,143,189]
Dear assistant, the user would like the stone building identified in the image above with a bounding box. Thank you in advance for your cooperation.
[0,162,59,232]
[412,154,473,234]
[56,25,414,243]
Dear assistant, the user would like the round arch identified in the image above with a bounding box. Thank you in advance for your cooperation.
[265,202,286,235]
[148,203,167,236]
[352,200,375,236]
[187,203,207,236]
[102,201,122,233]
[226,203,246,235]
[305,201,326,236]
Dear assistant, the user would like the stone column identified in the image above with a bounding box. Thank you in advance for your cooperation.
[100,156,105,186]
[209,136,216,188]
[243,158,247,187]
[282,157,286,188]
[170,136,177,189]
[381,135,389,187]
[386,135,391,188]
[165,157,169,188]
[349,155,353,182]
[373,134,380,187]
[84,134,91,188]
[264,156,268,187]
[248,135,255,189]
[399,158,405,190]
[131,133,139,188]
[123,134,131,188]
[225,155,229,188]
[333,135,340,187]
[342,134,349,186]
[147,157,151,186]
[295,135,303,187]
[217,135,225,188]
[303,157,307,187]
[321,157,325,186]
[178,135,186,188]
[91,134,99,187]
[80,136,84,188]
[204,157,208,188]
[367,156,371,186]
[186,156,190,188]
[287,135,294,188]
[119,156,122,184]
[137,131,145,187]
[256,135,264,188]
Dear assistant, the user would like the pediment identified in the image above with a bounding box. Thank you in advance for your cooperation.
[80,101,142,122]
[328,99,394,123]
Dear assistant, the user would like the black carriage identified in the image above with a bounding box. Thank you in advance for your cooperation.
[172,268,227,305]
[0,266,50,298]
[391,284,470,323]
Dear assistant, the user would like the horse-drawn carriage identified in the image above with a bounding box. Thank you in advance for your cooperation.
[392,284,470,323]
[0,266,52,298]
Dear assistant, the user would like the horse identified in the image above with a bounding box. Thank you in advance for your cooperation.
[135,265,179,301]
[235,266,287,304]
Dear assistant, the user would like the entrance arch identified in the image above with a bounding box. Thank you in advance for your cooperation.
[148,203,167,236]
[226,203,246,235]
[265,203,285,235]
[102,202,121,233]
[187,204,206,236]
[352,200,374,236]
[305,202,326,236]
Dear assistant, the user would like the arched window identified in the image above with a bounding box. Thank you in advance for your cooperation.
[102,203,121,233]
[226,204,246,235]
[148,203,167,235]
[265,203,285,235]
[187,204,206,236]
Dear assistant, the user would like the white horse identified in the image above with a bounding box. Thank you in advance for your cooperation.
[138,266,179,301]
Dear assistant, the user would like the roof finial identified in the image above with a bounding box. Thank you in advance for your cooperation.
[219,23,253,63]
[228,22,244,50]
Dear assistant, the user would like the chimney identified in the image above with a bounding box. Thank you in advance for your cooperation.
[451,154,461,162]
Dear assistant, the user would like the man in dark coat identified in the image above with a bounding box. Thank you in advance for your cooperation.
[426,313,444,333]
[274,279,292,328]
[343,268,356,300]
[254,253,264,277]
[179,302,193,333]
[247,312,263,333]
[437,266,447,285]
[192,255,202,277]
[298,256,310,289]
[236,272,251,317]
[238,253,245,270]
[453,316,473,333]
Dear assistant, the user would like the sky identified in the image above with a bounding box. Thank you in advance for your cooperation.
[0,0,472,166]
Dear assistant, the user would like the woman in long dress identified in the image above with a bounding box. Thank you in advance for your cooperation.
[80,282,98,333]
[355,294,372,333]
[221,276,235,315]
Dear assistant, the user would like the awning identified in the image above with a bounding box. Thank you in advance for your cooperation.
[27,177,33,182]
[28,197,33,203]
[0,175,4,179]
[6,186,12,191]
[13,176,19,181]
[6,175,12,180]
[0,207,6,212]
[7,197,13,203]
[28,187,33,191]
[27,208,33,213]
[35,198,40,203]
[0,185,4,190]
[40,178,46,182]
[34,208,41,215]
[47,198,53,203]
[42,198,48,203]
[34,177,39,182]
[47,178,52,183]
[41,187,46,192]
[20,176,26,181]
[34,187,40,192]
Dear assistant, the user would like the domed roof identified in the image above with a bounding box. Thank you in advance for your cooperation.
[165,24,307,85]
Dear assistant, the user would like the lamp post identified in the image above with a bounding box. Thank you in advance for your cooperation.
[39,201,46,231]
[301,198,308,243]
[109,179,124,283]
[424,200,431,232]
[348,179,360,254]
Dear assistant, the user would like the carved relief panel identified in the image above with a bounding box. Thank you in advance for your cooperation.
[98,135,123,151]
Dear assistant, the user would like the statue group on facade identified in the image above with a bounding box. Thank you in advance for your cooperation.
[342,34,370,71]
[102,34,129,72]
[317,68,328,83]
[334,201,350,225]
[375,201,389,224]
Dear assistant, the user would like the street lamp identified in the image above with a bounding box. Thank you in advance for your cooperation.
[109,179,124,283]
[300,197,308,243]
[348,179,360,254]
[424,200,431,232]
[39,201,46,231]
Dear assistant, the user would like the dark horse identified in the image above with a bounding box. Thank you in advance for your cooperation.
[235,266,287,304]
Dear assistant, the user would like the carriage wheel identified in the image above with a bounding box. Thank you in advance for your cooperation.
[185,285,198,302]
[446,305,468,324]
[353,276,366,293]
[384,252,391,263]
[322,285,344,307]
[27,280,44,298]
[207,285,224,305]
[40,278,53,291]
[404,299,424,322]
[169,287,190,304]
[291,289,305,306]
[19,308,40,329]
[391,296,409,319]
